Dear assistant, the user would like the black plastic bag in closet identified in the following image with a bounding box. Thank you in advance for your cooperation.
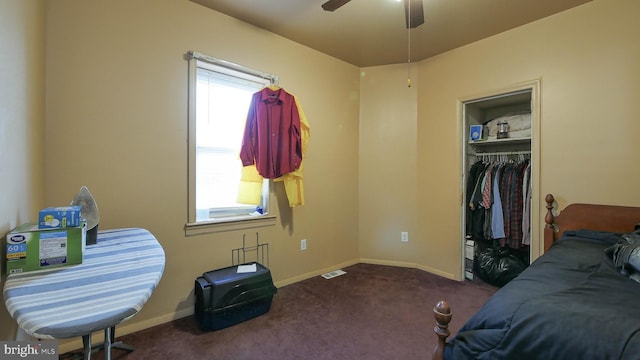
[475,247,527,287]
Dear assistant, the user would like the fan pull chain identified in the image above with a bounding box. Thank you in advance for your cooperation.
[407,0,412,87]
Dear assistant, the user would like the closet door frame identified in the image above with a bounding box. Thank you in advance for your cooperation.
[458,79,541,281]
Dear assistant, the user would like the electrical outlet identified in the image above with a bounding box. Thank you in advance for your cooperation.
[401,232,409,242]
[301,239,307,251]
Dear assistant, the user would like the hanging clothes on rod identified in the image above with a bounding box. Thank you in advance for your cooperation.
[475,151,530,164]
[466,152,532,250]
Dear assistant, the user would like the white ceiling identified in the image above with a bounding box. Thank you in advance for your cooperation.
[190,0,591,67]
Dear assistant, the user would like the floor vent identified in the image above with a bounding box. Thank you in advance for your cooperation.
[321,269,346,279]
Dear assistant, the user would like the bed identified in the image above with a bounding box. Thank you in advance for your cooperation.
[432,194,640,360]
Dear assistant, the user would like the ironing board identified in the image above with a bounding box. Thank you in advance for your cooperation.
[3,228,165,359]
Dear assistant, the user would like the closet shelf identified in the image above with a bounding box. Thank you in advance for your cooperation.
[468,137,531,146]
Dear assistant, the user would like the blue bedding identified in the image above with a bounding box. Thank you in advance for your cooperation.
[445,230,640,360]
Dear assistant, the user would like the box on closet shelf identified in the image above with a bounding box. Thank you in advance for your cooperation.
[469,125,485,141]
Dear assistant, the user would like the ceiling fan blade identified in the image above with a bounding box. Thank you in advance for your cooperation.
[322,0,351,12]
[404,0,425,28]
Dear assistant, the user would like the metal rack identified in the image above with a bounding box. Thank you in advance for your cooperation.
[232,232,270,268]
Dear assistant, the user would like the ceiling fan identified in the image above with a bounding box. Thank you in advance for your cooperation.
[321,0,424,28]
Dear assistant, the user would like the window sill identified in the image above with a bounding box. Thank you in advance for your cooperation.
[185,214,277,236]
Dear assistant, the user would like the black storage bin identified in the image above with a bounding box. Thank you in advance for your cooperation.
[194,262,277,331]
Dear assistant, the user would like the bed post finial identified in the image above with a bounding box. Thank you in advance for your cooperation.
[545,194,555,229]
[544,194,556,252]
[433,301,452,360]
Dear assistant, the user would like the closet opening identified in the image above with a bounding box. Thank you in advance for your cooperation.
[460,82,540,286]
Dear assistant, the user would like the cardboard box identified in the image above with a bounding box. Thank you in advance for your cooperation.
[465,239,475,280]
[469,125,485,141]
[38,206,83,229]
[6,223,85,274]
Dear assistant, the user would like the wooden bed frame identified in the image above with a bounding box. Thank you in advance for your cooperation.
[432,193,640,360]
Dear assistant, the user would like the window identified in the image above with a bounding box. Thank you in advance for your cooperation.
[186,52,277,233]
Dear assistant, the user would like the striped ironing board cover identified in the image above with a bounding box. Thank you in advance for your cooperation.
[3,228,165,339]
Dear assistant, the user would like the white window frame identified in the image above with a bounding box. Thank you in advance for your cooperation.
[185,52,277,235]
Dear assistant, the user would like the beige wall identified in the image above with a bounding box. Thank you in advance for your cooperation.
[358,64,420,266]
[407,0,639,279]
[42,0,360,351]
[0,0,46,340]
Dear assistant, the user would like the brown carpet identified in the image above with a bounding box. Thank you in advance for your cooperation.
[61,263,497,360]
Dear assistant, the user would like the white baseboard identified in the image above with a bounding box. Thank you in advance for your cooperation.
[273,258,360,287]
[359,258,459,280]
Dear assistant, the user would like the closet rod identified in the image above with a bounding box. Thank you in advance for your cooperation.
[474,150,531,157]
[188,51,279,86]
